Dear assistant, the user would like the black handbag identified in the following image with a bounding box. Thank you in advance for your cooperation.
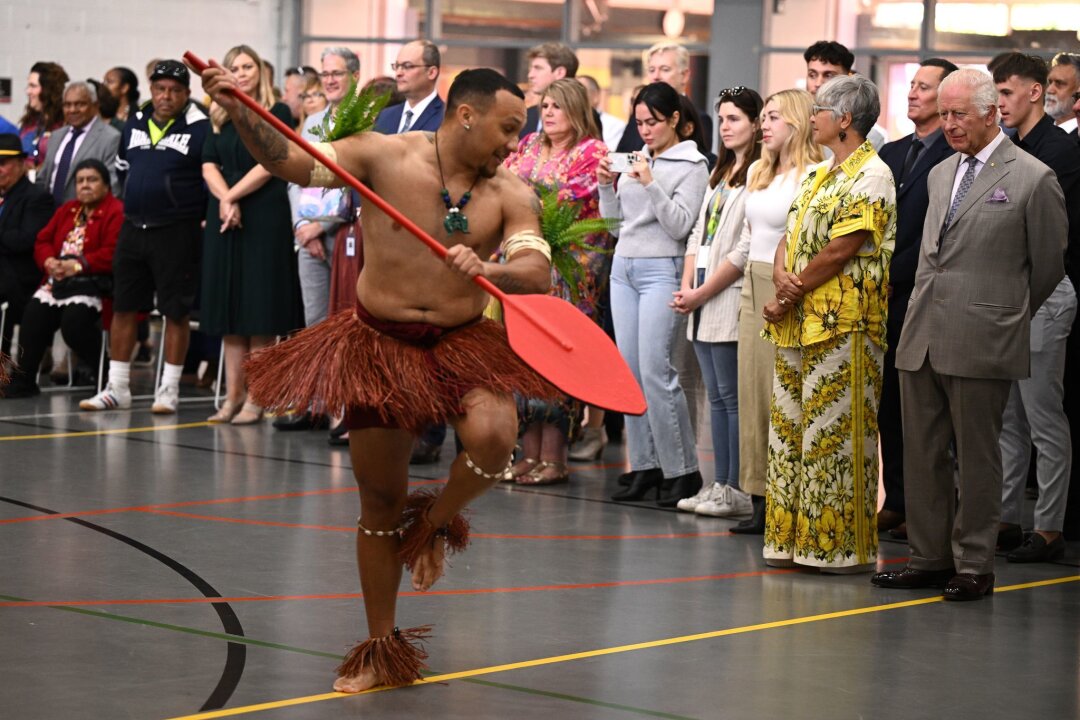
[51,255,113,299]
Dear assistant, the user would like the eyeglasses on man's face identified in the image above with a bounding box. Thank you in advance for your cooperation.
[391,62,431,72]
[318,70,349,81]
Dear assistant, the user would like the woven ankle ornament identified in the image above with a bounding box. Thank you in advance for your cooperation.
[398,488,471,571]
[464,451,514,481]
[336,625,432,687]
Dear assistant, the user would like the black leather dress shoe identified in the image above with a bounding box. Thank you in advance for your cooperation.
[996,524,1023,551]
[1007,533,1066,563]
[657,471,703,508]
[273,412,328,431]
[943,573,994,601]
[731,495,766,535]
[877,509,905,532]
[871,566,955,589]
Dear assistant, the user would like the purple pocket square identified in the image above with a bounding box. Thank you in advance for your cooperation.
[986,188,1009,203]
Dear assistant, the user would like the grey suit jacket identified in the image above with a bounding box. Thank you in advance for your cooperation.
[35,120,122,202]
[895,137,1066,380]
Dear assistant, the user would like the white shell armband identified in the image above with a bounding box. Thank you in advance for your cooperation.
[308,141,344,188]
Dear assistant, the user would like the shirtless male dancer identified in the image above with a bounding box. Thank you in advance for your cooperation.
[199,65,554,692]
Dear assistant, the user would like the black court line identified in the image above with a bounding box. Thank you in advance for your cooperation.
[0,496,246,713]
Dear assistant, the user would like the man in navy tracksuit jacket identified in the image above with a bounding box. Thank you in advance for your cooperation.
[81,60,209,414]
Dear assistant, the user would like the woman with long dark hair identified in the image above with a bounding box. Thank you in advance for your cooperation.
[19,61,69,169]
[103,67,140,127]
[597,82,709,505]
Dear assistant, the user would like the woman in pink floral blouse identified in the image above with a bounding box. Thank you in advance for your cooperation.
[504,78,611,485]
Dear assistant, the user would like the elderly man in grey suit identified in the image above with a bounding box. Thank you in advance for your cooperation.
[35,81,121,204]
[872,69,1067,601]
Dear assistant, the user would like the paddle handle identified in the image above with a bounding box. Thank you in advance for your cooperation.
[184,51,509,303]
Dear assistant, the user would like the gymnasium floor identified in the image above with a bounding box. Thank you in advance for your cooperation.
[1,379,1078,720]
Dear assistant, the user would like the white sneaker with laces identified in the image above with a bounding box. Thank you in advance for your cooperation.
[676,482,725,513]
[79,383,132,411]
[152,385,180,414]
[693,484,732,516]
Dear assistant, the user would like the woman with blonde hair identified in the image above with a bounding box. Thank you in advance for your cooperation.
[202,44,302,424]
[505,77,611,484]
[729,89,822,533]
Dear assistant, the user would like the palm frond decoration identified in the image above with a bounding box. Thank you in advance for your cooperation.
[536,184,618,305]
[314,77,391,143]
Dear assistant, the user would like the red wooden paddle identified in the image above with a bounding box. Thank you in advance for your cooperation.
[184,52,646,416]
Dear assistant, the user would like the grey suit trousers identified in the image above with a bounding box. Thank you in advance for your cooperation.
[297,234,335,328]
[1000,277,1077,531]
[900,357,1011,575]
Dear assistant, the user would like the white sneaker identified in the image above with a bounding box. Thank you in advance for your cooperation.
[151,385,180,414]
[676,482,726,513]
[696,485,751,517]
[79,383,132,411]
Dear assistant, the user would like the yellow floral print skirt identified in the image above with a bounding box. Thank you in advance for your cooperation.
[763,332,883,569]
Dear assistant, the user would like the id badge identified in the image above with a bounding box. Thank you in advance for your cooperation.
[345,227,356,257]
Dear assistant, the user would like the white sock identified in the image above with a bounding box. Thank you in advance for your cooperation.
[108,361,131,392]
[161,362,183,390]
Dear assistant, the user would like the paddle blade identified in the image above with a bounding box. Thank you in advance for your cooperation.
[501,294,646,416]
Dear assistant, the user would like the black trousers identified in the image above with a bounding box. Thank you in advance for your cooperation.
[17,297,102,381]
[878,297,908,515]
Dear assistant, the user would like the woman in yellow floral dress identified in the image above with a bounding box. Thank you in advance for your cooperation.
[760,76,896,572]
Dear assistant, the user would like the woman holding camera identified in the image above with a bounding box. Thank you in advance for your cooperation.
[598,82,709,505]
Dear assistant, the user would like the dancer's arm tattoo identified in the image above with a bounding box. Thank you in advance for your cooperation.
[234,107,290,167]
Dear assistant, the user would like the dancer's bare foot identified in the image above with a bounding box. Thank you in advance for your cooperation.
[333,667,381,693]
[411,535,446,591]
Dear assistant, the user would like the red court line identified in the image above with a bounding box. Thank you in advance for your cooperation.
[0,565,840,607]
[142,509,735,540]
[0,479,447,526]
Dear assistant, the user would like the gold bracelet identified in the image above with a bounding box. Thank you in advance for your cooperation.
[308,141,343,188]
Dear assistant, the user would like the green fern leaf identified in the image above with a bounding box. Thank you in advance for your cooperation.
[314,76,392,142]
[533,185,618,304]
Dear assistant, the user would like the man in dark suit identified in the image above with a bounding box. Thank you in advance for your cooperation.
[872,69,1067,601]
[875,58,958,538]
[35,81,121,204]
[374,40,445,135]
[0,134,55,356]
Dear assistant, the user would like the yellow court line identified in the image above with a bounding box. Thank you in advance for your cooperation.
[0,421,212,442]
[165,573,1079,719]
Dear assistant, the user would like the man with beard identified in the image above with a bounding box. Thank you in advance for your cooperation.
[1045,52,1080,136]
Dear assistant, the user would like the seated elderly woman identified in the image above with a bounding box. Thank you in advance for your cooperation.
[760,75,896,573]
[3,158,121,398]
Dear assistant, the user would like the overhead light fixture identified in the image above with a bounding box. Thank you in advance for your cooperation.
[663,9,685,38]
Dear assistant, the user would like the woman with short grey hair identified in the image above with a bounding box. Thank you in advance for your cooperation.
[759,73,896,573]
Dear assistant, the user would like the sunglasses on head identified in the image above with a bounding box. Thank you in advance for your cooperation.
[718,86,747,100]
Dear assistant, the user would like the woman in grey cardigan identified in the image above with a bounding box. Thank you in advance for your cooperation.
[598,82,710,505]
[672,87,764,518]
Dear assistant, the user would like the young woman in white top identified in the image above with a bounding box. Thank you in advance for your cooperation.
[728,89,822,533]
[670,87,764,517]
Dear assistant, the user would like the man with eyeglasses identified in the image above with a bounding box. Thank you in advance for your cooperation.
[374,40,444,135]
[283,65,319,127]
[36,80,121,204]
[275,47,361,434]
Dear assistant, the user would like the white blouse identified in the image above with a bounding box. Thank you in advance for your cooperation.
[740,167,804,265]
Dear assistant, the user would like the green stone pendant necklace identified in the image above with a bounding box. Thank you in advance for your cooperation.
[435,131,479,235]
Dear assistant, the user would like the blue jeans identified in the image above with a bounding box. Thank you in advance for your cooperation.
[693,340,739,487]
[610,255,698,477]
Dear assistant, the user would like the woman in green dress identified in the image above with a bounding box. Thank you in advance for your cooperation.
[761,75,896,573]
[202,44,302,424]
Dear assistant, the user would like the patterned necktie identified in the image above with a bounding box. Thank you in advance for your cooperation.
[52,126,84,205]
[943,156,978,232]
[401,109,414,133]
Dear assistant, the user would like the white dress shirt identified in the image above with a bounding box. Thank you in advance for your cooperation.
[949,128,1007,205]
[397,89,439,133]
